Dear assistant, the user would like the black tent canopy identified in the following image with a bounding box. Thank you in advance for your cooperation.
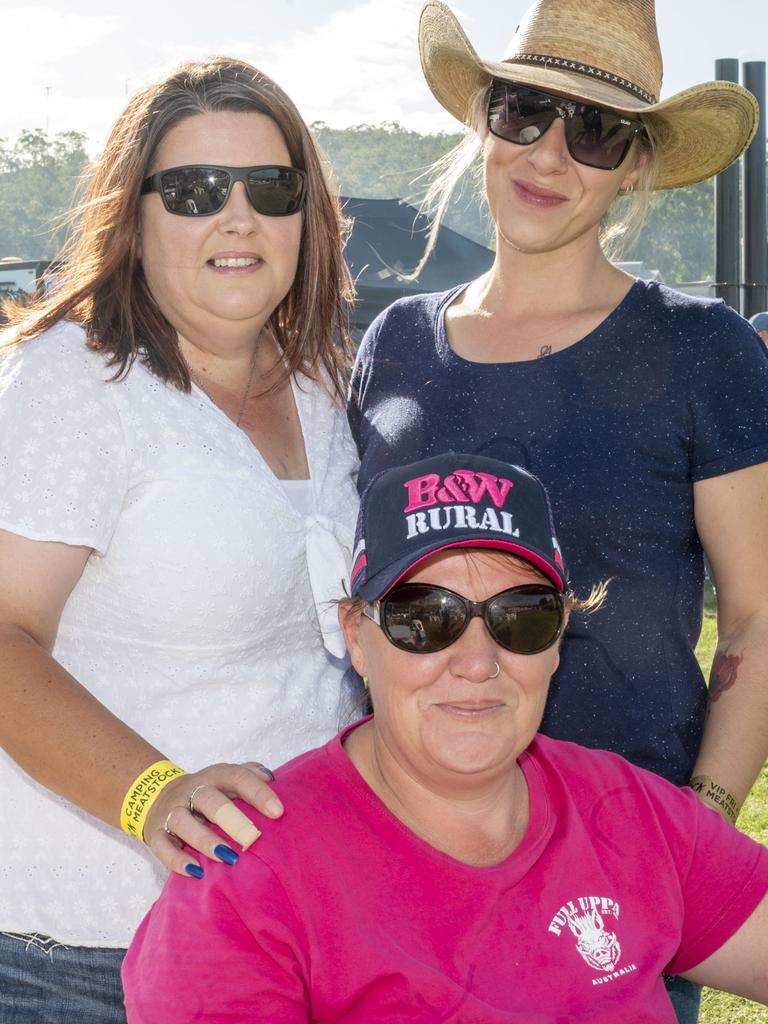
[342,197,494,335]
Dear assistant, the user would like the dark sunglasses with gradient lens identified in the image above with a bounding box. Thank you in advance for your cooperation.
[141,164,307,217]
[487,81,645,171]
[363,583,565,656]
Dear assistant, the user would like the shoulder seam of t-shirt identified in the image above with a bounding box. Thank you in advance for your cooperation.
[0,322,132,554]
[671,295,768,475]
[3,320,121,387]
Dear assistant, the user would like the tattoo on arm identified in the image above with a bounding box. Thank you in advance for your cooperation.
[709,649,743,703]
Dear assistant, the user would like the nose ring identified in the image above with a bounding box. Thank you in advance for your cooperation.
[489,661,500,679]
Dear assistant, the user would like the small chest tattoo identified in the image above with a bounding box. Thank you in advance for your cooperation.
[538,345,553,358]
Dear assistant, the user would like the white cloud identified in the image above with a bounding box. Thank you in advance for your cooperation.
[0,6,127,141]
[0,0,463,148]
[0,6,125,78]
[240,0,457,131]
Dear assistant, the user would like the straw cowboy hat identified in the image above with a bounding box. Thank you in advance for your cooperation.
[419,0,759,189]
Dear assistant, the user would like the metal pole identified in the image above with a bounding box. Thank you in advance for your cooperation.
[742,61,767,318]
[714,59,741,313]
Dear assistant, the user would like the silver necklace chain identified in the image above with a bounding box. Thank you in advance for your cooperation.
[188,346,260,428]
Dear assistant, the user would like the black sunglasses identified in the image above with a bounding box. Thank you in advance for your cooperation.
[141,164,307,217]
[363,583,565,656]
[487,81,645,171]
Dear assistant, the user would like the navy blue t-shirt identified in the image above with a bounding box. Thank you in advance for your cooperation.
[348,280,768,784]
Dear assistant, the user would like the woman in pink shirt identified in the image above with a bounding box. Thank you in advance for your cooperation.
[123,453,768,1022]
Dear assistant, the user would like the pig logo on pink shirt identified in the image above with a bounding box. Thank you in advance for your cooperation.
[548,896,627,976]
[567,909,621,972]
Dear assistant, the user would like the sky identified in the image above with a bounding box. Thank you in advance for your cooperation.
[1,0,767,150]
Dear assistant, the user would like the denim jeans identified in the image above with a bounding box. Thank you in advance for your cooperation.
[0,932,126,1024]
[0,933,701,1024]
[665,974,702,1024]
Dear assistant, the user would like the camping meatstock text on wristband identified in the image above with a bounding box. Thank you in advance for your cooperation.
[689,775,741,825]
[120,759,187,841]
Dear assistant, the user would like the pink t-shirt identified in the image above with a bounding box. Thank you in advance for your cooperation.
[123,725,768,1022]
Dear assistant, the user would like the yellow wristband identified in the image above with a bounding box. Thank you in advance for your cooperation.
[120,759,187,841]
[689,775,741,825]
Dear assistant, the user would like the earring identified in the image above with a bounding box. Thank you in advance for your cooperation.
[362,676,369,689]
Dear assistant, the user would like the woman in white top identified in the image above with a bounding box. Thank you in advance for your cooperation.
[0,56,359,1022]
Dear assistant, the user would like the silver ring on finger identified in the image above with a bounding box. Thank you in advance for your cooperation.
[187,783,208,815]
[163,808,183,842]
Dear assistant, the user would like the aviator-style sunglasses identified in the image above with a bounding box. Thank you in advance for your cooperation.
[363,583,565,656]
[487,80,646,171]
[141,164,307,217]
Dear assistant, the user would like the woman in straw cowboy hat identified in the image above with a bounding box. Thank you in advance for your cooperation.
[348,3,768,1019]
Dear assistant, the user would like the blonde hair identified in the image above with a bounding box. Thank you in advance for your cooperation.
[3,57,354,400]
[601,129,661,260]
[341,549,609,618]
[412,83,660,276]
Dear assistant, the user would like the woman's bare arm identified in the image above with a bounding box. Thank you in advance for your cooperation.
[0,528,282,876]
[693,463,768,813]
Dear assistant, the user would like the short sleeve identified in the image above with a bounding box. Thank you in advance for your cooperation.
[0,324,129,554]
[687,304,768,481]
[658,784,768,974]
[122,854,311,1024]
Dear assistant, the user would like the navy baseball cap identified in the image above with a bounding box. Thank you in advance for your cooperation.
[749,311,768,332]
[350,453,567,600]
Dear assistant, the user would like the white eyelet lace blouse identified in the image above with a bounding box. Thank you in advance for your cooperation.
[0,322,360,946]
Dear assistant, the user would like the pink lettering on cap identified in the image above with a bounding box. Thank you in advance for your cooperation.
[436,475,469,504]
[403,473,441,513]
[404,470,514,513]
[449,470,513,509]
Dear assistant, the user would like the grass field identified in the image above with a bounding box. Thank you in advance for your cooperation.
[695,607,768,1024]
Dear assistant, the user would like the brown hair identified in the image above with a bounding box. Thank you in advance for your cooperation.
[3,57,354,399]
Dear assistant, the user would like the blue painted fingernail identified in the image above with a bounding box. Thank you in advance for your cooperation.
[214,844,239,866]
[185,864,204,879]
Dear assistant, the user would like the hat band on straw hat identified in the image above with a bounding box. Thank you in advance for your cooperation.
[507,54,658,105]
[418,0,760,190]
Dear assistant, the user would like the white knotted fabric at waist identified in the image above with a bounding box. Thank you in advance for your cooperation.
[304,512,354,659]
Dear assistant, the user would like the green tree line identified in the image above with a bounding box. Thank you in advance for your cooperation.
[0,123,717,283]
[0,129,89,261]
